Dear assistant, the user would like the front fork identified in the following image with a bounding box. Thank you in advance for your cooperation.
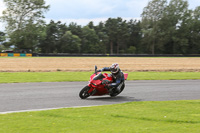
[88,84,97,96]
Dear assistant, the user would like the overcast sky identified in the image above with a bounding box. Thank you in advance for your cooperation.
[0,0,199,30]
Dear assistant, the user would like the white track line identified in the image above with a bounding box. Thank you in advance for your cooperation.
[0,105,102,114]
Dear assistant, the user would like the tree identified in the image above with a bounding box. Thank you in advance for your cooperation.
[67,22,82,38]
[115,18,130,54]
[161,0,190,54]
[127,20,141,54]
[1,0,49,32]
[127,46,136,54]
[0,31,6,51]
[87,21,95,29]
[105,18,118,54]
[0,31,6,43]
[141,0,167,54]
[0,0,49,51]
[105,17,130,54]
[187,6,200,54]
[59,31,81,53]
[95,22,109,54]
[81,26,101,53]
[39,20,67,53]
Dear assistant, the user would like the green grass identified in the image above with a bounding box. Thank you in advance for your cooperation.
[128,71,200,80]
[0,71,200,83]
[0,72,92,83]
[0,100,200,133]
[0,71,200,132]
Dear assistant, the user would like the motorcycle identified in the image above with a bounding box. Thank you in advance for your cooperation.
[79,65,128,99]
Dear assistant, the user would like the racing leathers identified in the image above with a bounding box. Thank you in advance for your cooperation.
[97,67,125,92]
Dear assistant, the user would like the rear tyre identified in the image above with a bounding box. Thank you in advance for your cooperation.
[79,86,91,99]
[110,82,125,97]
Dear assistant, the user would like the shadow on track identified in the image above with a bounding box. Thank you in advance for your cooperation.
[85,96,141,103]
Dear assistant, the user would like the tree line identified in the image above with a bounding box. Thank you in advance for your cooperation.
[0,0,200,54]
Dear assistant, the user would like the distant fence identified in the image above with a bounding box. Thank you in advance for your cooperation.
[1,52,199,57]
[0,53,32,57]
[33,53,200,57]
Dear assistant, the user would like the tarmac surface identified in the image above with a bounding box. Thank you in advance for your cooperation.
[0,80,200,113]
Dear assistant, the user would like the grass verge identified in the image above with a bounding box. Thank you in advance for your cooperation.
[0,71,200,83]
[0,100,200,133]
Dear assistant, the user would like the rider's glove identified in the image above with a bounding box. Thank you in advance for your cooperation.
[97,69,102,72]
[94,69,102,75]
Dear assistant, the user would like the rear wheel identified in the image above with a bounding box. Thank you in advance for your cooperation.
[110,82,125,97]
[79,86,91,99]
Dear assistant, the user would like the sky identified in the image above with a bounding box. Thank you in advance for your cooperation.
[0,0,199,31]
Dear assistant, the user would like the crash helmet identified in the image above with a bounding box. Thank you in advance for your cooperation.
[110,63,120,74]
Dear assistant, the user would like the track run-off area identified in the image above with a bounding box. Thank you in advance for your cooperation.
[0,80,200,114]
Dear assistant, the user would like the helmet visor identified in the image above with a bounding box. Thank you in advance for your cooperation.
[110,67,117,73]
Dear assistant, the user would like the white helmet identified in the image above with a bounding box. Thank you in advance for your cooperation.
[110,63,120,74]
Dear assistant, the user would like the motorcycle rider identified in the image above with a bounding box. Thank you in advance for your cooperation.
[97,63,125,93]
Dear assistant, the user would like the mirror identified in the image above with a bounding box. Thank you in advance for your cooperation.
[95,65,97,74]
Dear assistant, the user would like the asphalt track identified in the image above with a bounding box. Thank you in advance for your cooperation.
[0,80,200,114]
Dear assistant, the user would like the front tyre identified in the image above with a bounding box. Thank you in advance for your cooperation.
[79,86,91,99]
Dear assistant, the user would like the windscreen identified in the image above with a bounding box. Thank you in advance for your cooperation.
[93,73,105,80]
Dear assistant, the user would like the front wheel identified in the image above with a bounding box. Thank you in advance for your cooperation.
[79,86,91,99]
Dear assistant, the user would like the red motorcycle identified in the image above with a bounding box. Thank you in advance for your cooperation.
[79,66,128,99]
